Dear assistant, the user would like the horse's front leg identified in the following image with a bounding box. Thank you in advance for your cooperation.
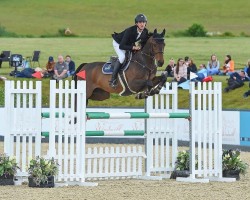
[131,79,152,99]
[148,72,168,96]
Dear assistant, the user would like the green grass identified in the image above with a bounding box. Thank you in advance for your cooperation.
[0,37,249,69]
[0,37,250,110]
[0,0,250,37]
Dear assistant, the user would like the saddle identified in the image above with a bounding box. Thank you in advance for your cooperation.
[102,52,132,75]
[102,52,135,96]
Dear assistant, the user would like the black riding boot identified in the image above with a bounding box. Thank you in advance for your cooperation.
[109,60,122,88]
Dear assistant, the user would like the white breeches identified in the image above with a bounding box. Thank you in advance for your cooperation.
[113,39,126,64]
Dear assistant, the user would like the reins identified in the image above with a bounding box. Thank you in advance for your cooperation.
[130,37,164,72]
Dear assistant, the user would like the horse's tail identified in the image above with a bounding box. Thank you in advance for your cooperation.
[73,63,87,88]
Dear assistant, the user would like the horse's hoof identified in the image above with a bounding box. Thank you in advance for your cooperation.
[135,92,148,99]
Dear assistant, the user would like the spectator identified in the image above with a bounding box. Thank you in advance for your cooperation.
[53,55,68,81]
[15,67,45,78]
[173,58,188,84]
[207,54,220,75]
[220,54,235,75]
[45,56,55,77]
[244,59,250,79]
[187,58,197,79]
[164,58,176,77]
[65,55,75,76]
[223,71,247,93]
[195,64,208,82]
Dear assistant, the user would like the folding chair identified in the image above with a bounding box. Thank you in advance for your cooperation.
[30,50,41,67]
[0,51,11,67]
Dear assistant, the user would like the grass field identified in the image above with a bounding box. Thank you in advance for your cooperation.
[0,37,249,68]
[0,0,250,37]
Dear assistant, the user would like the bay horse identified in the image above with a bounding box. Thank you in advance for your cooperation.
[74,29,167,102]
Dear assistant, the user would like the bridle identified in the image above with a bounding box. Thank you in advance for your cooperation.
[141,37,165,60]
[130,36,165,72]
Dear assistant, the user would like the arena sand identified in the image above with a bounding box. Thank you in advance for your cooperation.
[0,143,250,200]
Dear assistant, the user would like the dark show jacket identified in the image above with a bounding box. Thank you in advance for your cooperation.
[112,25,148,51]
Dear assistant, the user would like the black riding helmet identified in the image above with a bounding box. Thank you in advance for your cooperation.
[135,14,147,24]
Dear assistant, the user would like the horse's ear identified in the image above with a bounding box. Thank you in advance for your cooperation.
[153,29,157,34]
[161,29,166,37]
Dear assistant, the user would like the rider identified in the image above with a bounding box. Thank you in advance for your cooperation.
[109,13,149,88]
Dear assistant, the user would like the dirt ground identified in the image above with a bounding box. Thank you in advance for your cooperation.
[0,144,250,200]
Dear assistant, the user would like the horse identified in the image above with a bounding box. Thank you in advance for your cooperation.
[74,29,167,102]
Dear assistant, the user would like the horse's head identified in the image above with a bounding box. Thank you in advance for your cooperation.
[147,29,166,67]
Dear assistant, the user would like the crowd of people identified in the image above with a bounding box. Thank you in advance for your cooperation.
[43,54,76,81]
[11,54,76,81]
[164,54,250,98]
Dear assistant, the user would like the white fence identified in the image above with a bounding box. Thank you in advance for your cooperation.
[3,80,232,185]
[4,81,42,177]
[145,82,178,177]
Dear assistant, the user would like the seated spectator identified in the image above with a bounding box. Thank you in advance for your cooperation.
[45,56,55,77]
[206,54,220,75]
[187,58,197,79]
[244,59,250,79]
[184,56,189,66]
[223,71,247,93]
[53,55,68,81]
[65,55,75,76]
[193,64,208,82]
[220,55,235,75]
[164,58,176,77]
[173,58,188,85]
[15,67,45,78]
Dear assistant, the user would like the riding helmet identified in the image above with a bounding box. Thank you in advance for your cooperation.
[135,14,147,23]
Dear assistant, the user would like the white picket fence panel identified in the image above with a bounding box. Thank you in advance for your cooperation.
[4,81,42,177]
[190,82,223,179]
[85,146,144,179]
[48,80,86,183]
[145,82,178,177]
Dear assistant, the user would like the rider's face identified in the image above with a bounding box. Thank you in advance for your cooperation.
[136,21,146,31]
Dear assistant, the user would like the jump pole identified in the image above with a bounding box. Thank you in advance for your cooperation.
[41,130,145,137]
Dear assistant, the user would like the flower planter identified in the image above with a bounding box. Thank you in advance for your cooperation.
[0,174,14,186]
[28,176,55,188]
[223,170,240,181]
[170,170,190,179]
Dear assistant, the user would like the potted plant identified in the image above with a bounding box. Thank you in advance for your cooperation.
[0,153,19,185]
[170,150,192,179]
[28,156,59,188]
[222,149,248,180]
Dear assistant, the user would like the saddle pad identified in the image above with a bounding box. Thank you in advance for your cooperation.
[102,62,113,74]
